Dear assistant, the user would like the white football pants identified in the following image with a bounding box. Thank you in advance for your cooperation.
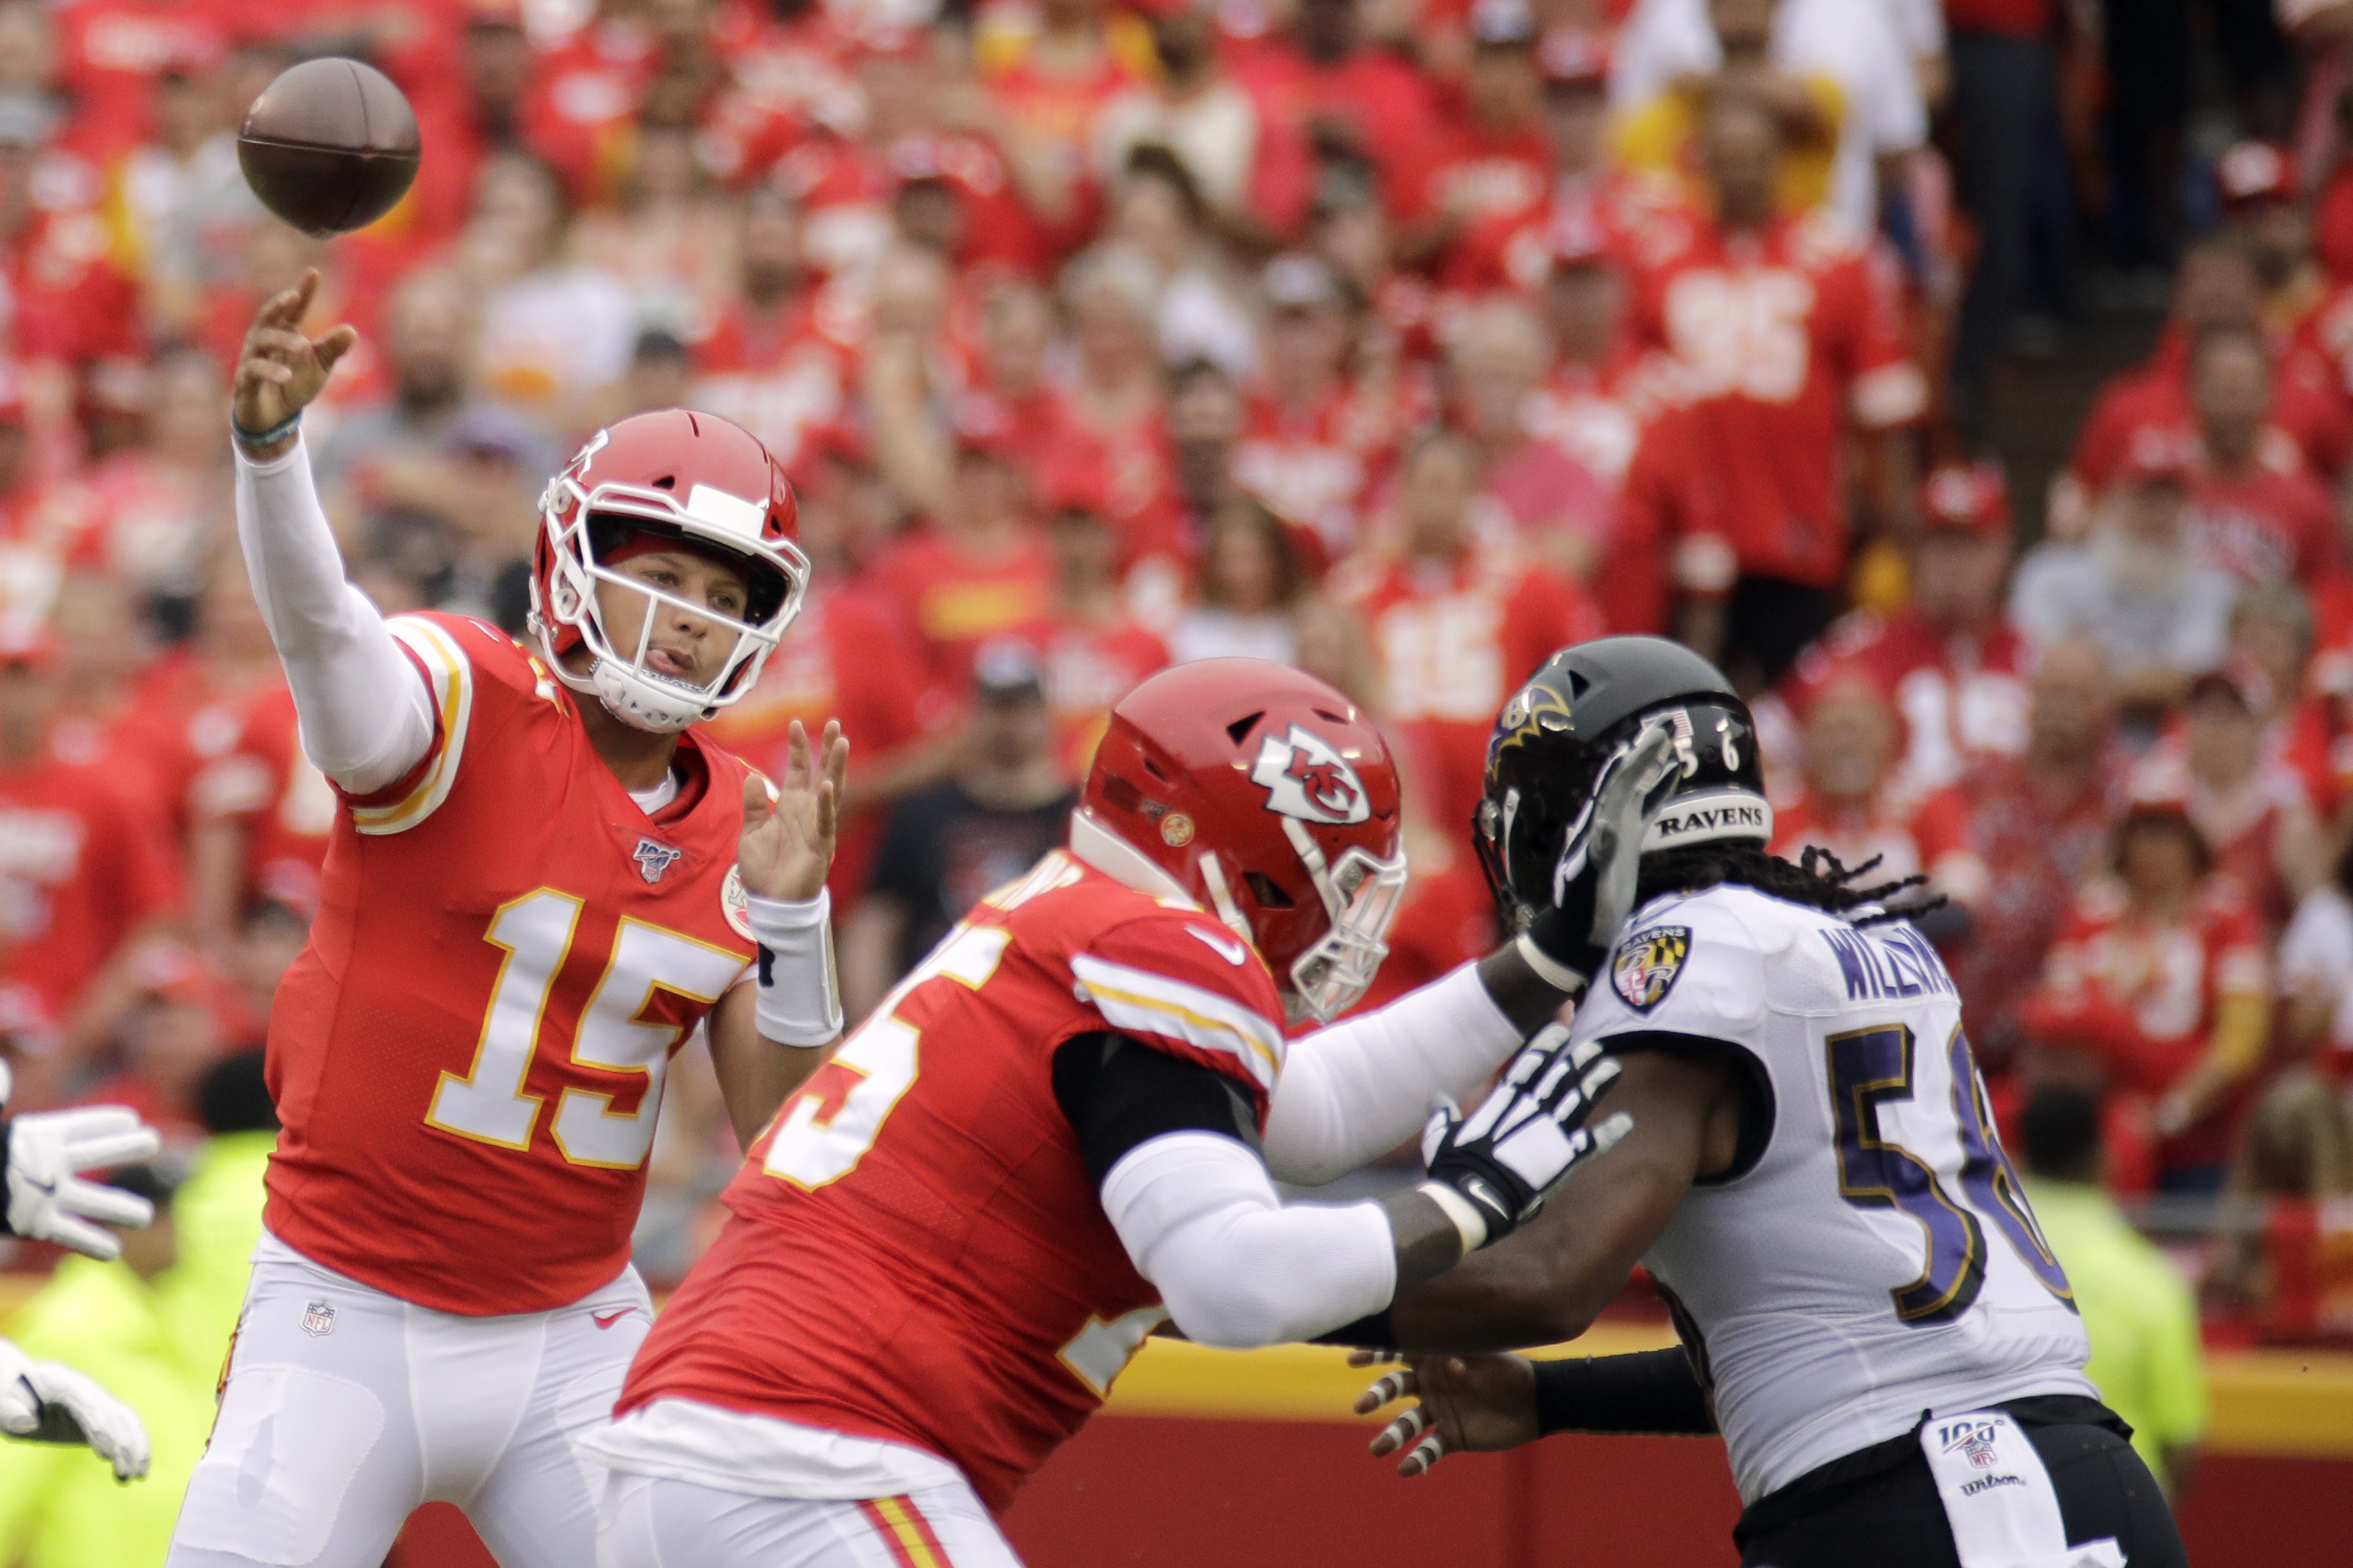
[166,1230,653,1568]
[597,1471,1024,1568]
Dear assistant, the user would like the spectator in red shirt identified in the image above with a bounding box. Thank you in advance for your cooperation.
[1041,245,1174,564]
[2185,322,2345,589]
[1447,295,1614,582]
[1954,639,2126,1078]
[705,434,952,902]
[1400,2,1548,272]
[80,938,250,1149]
[1334,427,1601,835]
[2034,797,2273,1192]
[2131,665,2329,932]
[0,621,180,1089]
[1240,0,1445,220]
[867,408,1055,690]
[688,182,857,470]
[2053,236,2351,540]
[1778,458,2034,797]
[1768,672,1990,929]
[1604,90,1927,685]
[1232,252,1393,562]
[1034,468,1170,777]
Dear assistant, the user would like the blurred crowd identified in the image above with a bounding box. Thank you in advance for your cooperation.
[0,0,2348,1544]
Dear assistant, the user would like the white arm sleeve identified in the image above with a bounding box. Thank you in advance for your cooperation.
[1261,962,1525,1187]
[1098,1132,1395,1350]
[234,434,436,794]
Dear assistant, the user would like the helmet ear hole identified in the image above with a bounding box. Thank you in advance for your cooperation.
[1244,872,1294,909]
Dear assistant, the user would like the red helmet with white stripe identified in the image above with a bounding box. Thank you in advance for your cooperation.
[1077,658,1406,1023]
[530,408,810,734]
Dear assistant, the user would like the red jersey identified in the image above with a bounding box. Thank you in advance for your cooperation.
[1780,609,2034,795]
[2036,875,2269,1167]
[1336,548,1602,836]
[0,736,180,1033]
[2067,328,2351,494]
[189,683,335,917]
[1769,784,1988,910]
[1950,753,2126,1074]
[1411,118,1549,233]
[702,584,947,901]
[618,851,1287,1510]
[1232,383,1411,562]
[865,529,1055,689]
[1235,43,1442,216]
[263,614,762,1316]
[2186,464,2343,587]
[1623,212,1927,590]
[1036,615,1169,779]
[784,133,1047,280]
[54,0,237,165]
[1440,170,1692,297]
[688,295,858,472]
[1524,344,1685,496]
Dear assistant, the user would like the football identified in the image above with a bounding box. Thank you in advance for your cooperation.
[237,57,421,237]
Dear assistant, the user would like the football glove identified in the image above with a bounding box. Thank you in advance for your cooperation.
[1518,722,1681,994]
[0,1337,149,1482]
[0,1097,162,1261]
[1420,1025,1631,1249]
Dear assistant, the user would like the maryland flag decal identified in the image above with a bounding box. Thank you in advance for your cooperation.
[1612,925,1691,1013]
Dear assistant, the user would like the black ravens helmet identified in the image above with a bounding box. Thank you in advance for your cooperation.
[1476,636,1773,932]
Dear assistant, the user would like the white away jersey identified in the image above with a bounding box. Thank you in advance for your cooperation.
[1568,883,2094,1502]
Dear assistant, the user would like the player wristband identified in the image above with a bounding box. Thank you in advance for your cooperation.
[231,409,302,452]
[1515,923,1596,995]
[747,888,845,1048]
[1530,1349,1714,1437]
[1416,1180,1490,1253]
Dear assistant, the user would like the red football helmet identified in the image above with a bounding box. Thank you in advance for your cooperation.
[1078,659,1406,1023]
[531,409,810,734]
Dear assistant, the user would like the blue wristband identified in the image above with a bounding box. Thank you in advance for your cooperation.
[231,408,301,451]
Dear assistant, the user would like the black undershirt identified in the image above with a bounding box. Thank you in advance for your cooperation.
[1050,1030,1260,1184]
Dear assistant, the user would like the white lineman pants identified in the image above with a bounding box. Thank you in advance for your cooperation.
[597,1471,1023,1568]
[167,1232,653,1568]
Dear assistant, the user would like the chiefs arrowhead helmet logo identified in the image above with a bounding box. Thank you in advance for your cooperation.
[1250,724,1370,825]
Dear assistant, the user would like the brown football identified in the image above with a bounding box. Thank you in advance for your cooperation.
[237,58,421,237]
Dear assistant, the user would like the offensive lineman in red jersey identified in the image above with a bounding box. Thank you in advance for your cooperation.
[166,273,852,1568]
[590,657,1681,1564]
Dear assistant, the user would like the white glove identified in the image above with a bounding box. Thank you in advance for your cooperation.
[2,1106,162,1261]
[0,1337,150,1482]
[1419,1025,1633,1247]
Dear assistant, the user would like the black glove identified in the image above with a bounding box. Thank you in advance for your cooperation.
[1518,724,1682,992]
[1420,1025,1632,1248]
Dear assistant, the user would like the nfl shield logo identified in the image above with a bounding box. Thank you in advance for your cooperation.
[1942,1419,2002,1468]
[301,1299,337,1337]
[633,839,684,883]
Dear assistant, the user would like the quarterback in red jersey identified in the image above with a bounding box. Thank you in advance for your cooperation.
[166,275,851,1568]
[591,657,1675,1565]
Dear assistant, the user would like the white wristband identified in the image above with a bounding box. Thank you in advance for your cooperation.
[1514,930,1591,995]
[746,888,845,1048]
[1416,1180,1489,1254]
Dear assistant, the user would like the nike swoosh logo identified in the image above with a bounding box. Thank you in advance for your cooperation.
[591,1309,635,1330]
[1187,927,1247,966]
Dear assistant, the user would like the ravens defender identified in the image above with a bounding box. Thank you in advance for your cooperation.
[1359,636,2188,1568]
